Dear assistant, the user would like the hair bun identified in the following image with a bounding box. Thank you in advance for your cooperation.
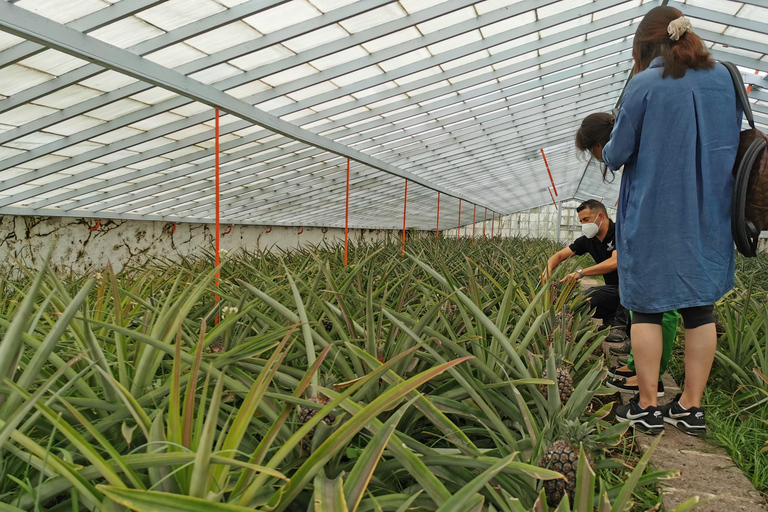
[668,16,692,41]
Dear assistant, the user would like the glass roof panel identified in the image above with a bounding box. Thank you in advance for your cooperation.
[128,112,186,131]
[79,71,139,92]
[186,22,262,55]
[537,0,593,19]
[136,0,227,31]
[46,115,106,136]
[418,7,476,35]
[0,65,53,97]
[229,45,295,71]
[0,31,25,52]
[379,49,433,73]
[683,0,742,16]
[16,0,108,24]
[2,104,58,127]
[18,49,89,76]
[428,30,483,56]
[282,25,349,54]
[309,0,358,11]
[310,45,370,71]
[89,17,166,49]
[130,87,179,105]
[243,0,321,34]
[481,11,538,38]
[188,63,243,85]
[287,81,339,102]
[5,132,62,150]
[144,44,208,68]
[87,99,150,121]
[361,27,421,54]
[261,63,319,87]
[339,3,407,33]
[34,85,103,110]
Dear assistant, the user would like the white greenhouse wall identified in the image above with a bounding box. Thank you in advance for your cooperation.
[0,216,397,276]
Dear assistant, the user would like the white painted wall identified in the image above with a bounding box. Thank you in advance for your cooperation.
[0,216,398,276]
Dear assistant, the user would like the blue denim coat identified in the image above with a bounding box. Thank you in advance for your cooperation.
[603,57,741,313]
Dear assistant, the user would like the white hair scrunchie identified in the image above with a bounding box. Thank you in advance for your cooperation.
[668,16,692,41]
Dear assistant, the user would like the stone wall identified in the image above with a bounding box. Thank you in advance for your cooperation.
[0,216,397,276]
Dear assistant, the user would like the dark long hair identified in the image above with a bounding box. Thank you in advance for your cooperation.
[575,112,615,181]
[633,6,714,78]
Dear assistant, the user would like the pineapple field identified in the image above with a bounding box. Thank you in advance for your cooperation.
[0,237,766,511]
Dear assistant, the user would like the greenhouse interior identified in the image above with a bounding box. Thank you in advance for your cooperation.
[0,0,767,510]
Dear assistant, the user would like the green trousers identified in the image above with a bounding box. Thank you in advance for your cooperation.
[625,310,679,380]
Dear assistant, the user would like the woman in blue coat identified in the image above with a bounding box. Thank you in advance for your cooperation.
[575,6,741,435]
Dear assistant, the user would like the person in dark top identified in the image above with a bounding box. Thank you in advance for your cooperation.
[545,199,628,339]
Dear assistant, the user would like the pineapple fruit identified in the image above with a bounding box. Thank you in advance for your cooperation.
[298,376,337,449]
[547,311,574,345]
[540,366,574,404]
[549,279,560,305]
[539,420,596,507]
[321,316,333,333]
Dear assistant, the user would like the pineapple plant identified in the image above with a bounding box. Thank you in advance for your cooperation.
[298,375,337,449]
[549,279,560,305]
[538,420,596,507]
[321,316,333,333]
[540,365,574,404]
[547,310,574,345]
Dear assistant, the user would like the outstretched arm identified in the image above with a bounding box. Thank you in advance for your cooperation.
[561,251,617,283]
[546,247,575,277]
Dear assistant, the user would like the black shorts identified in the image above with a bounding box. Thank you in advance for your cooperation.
[632,305,715,330]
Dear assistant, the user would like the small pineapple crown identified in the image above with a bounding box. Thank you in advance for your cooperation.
[306,373,338,400]
[558,419,598,453]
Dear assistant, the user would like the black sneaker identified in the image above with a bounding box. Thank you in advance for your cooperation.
[660,394,706,436]
[616,354,630,365]
[605,327,628,344]
[609,339,632,355]
[607,365,636,379]
[606,378,664,397]
[615,394,664,435]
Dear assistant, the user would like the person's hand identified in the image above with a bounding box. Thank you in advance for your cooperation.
[561,272,581,283]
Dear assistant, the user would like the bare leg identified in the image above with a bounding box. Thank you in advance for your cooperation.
[680,323,717,409]
[630,323,663,409]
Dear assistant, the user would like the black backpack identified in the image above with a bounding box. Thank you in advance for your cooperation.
[722,61,768,257]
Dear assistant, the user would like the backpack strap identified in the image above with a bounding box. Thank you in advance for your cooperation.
[721,60,755,130]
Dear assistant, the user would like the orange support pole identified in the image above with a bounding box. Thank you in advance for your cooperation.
[615,198,619,206]
[483,208,487,241]
[472,205,476,244]
[490,212,494,239]
[215,109,220,325]
[436,192,440,238]
[402,180,408,257]
[541,148,558,196]
[457,199,461,244]
[548,187,558,210]
[344,158,350,267]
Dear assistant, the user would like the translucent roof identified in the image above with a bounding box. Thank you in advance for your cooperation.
[0,0,765,229]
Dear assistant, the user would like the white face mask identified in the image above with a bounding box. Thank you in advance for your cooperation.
[582,215,602,239]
